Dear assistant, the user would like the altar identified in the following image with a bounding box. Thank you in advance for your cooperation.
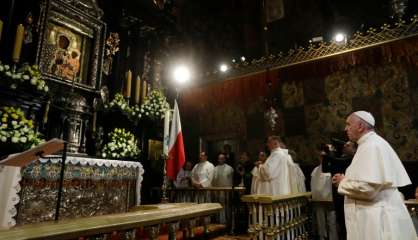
[0,155,144,228]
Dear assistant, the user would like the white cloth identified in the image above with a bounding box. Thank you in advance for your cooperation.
[257,148,292,195]
[287,154,306,193]
[311,165,339,240]
[174,169,192,188]
[0,156,145,229]
[212,164,233,187]
[251,166,261,194]
[338,131,416,240]
[0,166,21,229]
[191,161,215,188]
[311,165,332,201]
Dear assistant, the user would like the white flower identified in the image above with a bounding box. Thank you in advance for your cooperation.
[11,136,19,143]
[30,78,37,85]
[1,136,6,142]
[20,137,27,143]
[22,75,30,80]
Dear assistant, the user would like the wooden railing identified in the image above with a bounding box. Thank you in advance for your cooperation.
[0,203,222,240]
[168,187,246,231]
[241,193,312,240]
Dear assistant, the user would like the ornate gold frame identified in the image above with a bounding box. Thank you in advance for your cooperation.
[36,0,106,92]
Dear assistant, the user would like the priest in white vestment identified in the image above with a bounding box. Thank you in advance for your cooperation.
[332,111,416,240]
[311,159,339,240]
[212,153,234,187]
[255,136,292,195]
[287,151,306,193]
[174,161,193,188]
[251,151,267,194]
[191,151,215,188]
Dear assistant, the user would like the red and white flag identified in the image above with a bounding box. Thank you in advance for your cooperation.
[167,100,186,180]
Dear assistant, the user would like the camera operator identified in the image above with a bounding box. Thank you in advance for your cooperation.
[320,140,357,240]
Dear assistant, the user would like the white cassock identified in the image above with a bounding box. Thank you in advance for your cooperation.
[212,164,234,187]
[311,165,339,240]
[257,148,292,195]
[174,169,192,188]
[338,131,416,240]
[191,161,215,188]
[251,166,261,194]
[286,151,306,193]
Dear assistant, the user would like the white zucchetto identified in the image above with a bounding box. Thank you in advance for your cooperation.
[353,111,375,127]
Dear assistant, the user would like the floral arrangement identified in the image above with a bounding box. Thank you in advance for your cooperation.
[104,93,141,121]
[140,89,170,120]
[101,128,140,160]
[0,106,44,151]
[0,61,49,93]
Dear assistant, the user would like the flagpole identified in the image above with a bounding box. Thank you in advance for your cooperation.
[161,109,171,203]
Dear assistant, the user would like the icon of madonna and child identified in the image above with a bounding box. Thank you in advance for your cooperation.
[45,23,87,82]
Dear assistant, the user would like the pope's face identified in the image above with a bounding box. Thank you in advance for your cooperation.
[345,115,362,142]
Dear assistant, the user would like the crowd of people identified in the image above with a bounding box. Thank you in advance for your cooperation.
[171,110,417,239]
[173,136,306,196]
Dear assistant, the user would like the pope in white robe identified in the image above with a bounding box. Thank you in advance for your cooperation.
[191,152,215,188]
[255,136,292,195]
[333,111,416,240]
[212,154,234,187]
[311,163,339,240]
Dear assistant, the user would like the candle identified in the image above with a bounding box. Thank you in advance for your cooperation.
[134,75,141,105]
[125,70,132,98]
[43,100,51,124]
[0,20,3,42]
[141,81,147,102]
[163,110,171,155]
[92,111,97,133]
[12,24,24,63]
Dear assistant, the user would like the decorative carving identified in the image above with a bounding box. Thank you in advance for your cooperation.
[61,0,104,19]
[205,15,418,82]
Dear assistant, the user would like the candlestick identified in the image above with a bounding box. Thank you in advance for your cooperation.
[163,110,171,155]
[12,24,24,63]
[0,20,3,42]
[125,70,132,98]
[134,75,141,105]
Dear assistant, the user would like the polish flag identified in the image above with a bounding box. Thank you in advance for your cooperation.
[167,100,186,180]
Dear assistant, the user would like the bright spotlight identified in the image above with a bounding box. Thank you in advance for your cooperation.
[173,65,191,84]
[232,59,236,63]
[334,33,346,43]
[240,56,246,62]
[219,64,228,72]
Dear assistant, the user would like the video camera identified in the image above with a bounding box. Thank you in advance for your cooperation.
[320,138,351,174]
